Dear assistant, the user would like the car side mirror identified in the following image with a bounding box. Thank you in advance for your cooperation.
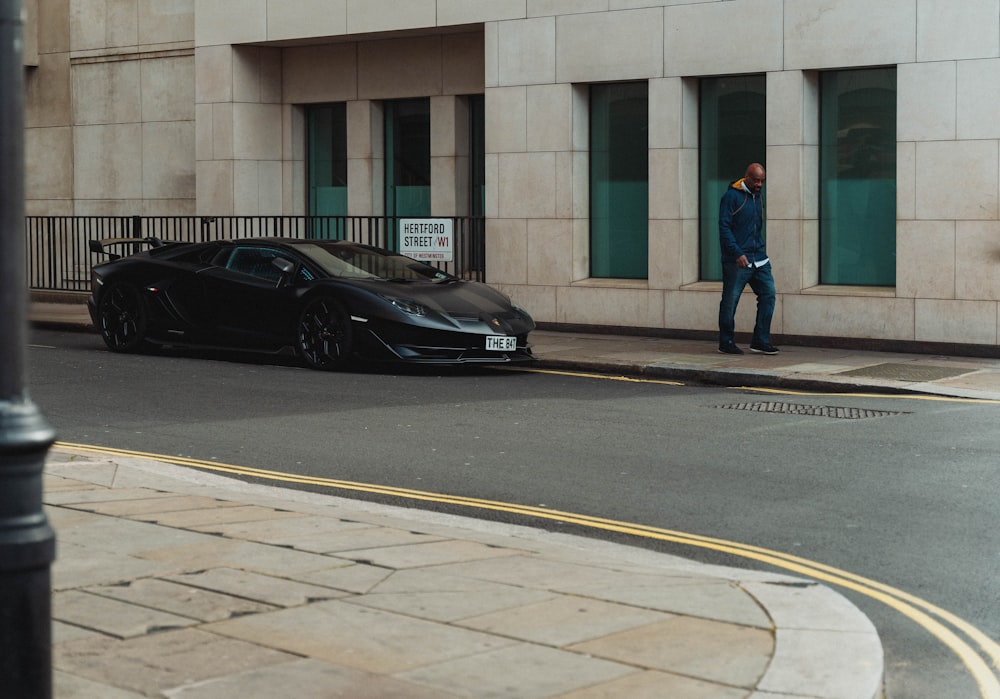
[271,257,296,286]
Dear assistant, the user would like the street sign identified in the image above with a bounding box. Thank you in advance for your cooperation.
[399,219,453,262]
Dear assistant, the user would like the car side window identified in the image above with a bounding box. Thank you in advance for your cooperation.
[171,243,222,265]
[225,247,285,283]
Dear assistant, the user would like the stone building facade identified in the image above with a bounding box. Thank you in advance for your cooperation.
[22,0,1000,350]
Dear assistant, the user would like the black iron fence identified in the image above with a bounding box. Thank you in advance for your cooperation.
[25,215,487,292]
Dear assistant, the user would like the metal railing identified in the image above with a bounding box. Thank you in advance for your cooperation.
[25,215,486,292]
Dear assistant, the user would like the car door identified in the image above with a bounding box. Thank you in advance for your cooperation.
[195,246,301,350]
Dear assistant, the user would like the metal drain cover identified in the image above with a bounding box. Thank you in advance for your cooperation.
[714,402,908,419]
[837,363,966,382]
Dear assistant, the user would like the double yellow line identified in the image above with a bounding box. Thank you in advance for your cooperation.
[517,367,1000,404]
[56,441,999,698]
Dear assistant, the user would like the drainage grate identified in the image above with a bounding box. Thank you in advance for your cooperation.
[836,363,967,382]
[713,402,908,419]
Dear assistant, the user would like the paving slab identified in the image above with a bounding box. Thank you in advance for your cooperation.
[758,629,884,699]
[51,540,184,589]
[342,538,528,568]
[569,616,773,688]
[295,560,395,593]
[743,580,880,633]
[54,589,198,638]
[54,671,146,699]
[203,600,516,674]
[133,503,304,528]
[562,576,772,628]
[837,362,972,381]
[86,578,277,622]
[45,459,126,487]
[136,536,347,576]
[55,628,295,695]
[164,568,346,607]
[61,494,242,518]
[52,511,213,554]
[245,523,451,554]
[456,594,672,646]
[397,643,637,699]
[346,567,556,622]
[163,658,460,699]
[52,621,104,645]
[44,487,181,506]
[184,514,373,548]
[555,670,751,699]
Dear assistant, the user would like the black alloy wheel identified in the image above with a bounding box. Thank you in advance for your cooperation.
[97,282,148,353]
[297,296,353,370]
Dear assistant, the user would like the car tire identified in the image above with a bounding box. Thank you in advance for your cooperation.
[97,282,148,353]
[297,296,353,370]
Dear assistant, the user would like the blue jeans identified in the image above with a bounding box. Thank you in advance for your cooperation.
[718,262,776,348]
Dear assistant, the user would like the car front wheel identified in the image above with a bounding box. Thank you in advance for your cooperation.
[97,282,148,353]
[297,296,353,370]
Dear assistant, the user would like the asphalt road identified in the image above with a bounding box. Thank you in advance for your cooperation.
[27,328,1000,699]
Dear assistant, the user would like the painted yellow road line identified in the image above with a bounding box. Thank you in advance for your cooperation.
[54,442,1000,698]
[510,367,685,386]
[514,367,1000,404]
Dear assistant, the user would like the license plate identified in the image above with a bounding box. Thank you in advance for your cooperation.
[486,335,517,351]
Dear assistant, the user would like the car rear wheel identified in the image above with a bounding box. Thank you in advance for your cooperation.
[297,296,353,370]
[97,282,148,353]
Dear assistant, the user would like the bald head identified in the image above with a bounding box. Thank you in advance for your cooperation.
[744,163,765,194]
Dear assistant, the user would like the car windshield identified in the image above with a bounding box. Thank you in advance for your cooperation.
[296,242,451,281]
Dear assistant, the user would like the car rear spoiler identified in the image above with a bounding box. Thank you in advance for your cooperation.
[89,236,166,261]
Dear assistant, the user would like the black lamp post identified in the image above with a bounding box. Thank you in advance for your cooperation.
[0,1,57,696]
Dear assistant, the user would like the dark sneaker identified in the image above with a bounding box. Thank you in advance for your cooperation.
[718,343,744,355]
[749,343,780,355]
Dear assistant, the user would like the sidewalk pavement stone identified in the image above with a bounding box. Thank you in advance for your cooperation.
[161,658,461,699]
[86,578,277,622]
[164,568,348,608]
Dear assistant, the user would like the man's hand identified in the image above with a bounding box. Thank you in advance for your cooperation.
[736,254,750,269]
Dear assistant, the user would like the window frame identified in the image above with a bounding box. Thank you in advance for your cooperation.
[589,81,650,280]
[818,67,897,287]
[697,75,767,282]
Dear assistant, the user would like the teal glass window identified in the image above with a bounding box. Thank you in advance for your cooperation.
[820,68,896,285]
[307,104,348,237]
[699,76,766,281]
[590,82,648,279]
[385,98,431,218]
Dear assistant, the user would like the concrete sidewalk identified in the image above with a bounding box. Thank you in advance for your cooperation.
[48,447,883,699]
[531,331,1000,402]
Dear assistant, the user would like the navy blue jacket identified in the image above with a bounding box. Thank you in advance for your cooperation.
[718,178,766,264]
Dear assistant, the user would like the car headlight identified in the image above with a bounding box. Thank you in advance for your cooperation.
[513,304,530,318]
[380,294,427,316]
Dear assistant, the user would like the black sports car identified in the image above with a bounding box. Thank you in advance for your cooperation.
[87,237,535,369]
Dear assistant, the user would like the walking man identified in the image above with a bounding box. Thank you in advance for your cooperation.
[717,162,778,355]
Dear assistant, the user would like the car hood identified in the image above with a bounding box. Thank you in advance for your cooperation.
[344,279,532,325]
